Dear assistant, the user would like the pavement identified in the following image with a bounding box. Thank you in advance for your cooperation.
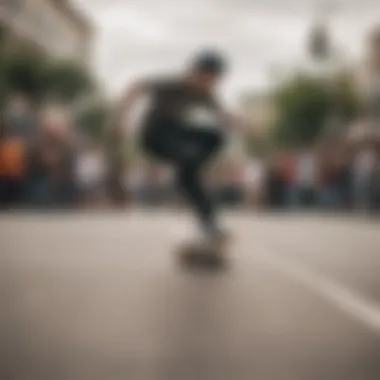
[1,210,380,380]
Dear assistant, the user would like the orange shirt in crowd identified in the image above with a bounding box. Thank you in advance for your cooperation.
[275,154,295,183]
[0,138,25,178]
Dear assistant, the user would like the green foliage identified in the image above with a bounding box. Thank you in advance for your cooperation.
[75,102,110,142]
[271,74,331,147]
[0,60,7,107]
[271,71,360,147]
[1,52,49,100]
[0,25,6,50]
[0,48,95,105]
[331,70,361,123]
[44,60,94,102]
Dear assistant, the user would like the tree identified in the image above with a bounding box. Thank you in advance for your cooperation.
[271,74,332,147]
[44,60,95,103]
[0,25,6,54]
[270,70,360,147]
[0,46,98,116]
[1,52,49,102]
[75,102,110,142]
[330,70,360,123]
[0,59,8,108]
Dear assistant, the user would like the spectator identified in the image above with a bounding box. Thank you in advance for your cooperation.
[0,126,25,208]
[216,161,244,207]
[0,94,37,209]
[288,145,319,208]
[24,120,76,209]
[266,153,293,209]
[75,142,107,208]
[351,140,378,212]
[243,158,266,208]
[318,141,344,209]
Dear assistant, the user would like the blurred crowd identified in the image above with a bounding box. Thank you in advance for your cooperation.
[0,94,113,210]
[120,134,380,215]
[1,93,379,214]
[265,137,380,213]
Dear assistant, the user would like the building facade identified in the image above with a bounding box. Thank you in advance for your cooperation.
[351,26,380,140]
[0,0,92,64]
[362,27,380,124]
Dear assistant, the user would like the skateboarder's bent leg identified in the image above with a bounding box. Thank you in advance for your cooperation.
[177,162,215,232]
[176,129,224,234]
[143,126,225,237]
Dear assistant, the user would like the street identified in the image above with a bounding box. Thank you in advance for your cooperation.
[1,211,380,380]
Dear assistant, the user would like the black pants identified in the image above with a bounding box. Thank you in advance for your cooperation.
[142,124,224,230]
[0,177,24,209]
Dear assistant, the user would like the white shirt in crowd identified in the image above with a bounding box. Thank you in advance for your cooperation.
[295,152,318,187]
[353,149,377,180]
[243,160,265,191]
[76,151,106,187]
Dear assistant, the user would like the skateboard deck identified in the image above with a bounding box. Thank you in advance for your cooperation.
[176,239,229,269]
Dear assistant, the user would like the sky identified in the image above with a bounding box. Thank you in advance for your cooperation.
[73,0,380,105]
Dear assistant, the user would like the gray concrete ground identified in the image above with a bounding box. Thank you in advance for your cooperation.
[1,211,380,380]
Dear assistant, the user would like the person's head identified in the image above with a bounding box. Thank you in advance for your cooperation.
[187,50,227,92]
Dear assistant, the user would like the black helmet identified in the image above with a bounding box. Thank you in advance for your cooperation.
[192,50,227,76]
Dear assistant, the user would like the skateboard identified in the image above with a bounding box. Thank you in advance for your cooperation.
[176,239,229,269]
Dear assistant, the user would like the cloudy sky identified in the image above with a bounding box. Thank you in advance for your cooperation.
[74,0,379,105]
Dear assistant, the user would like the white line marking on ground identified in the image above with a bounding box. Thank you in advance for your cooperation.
[256,251,380,335]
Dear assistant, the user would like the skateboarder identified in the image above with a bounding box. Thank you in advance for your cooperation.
[112,50,242,243]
